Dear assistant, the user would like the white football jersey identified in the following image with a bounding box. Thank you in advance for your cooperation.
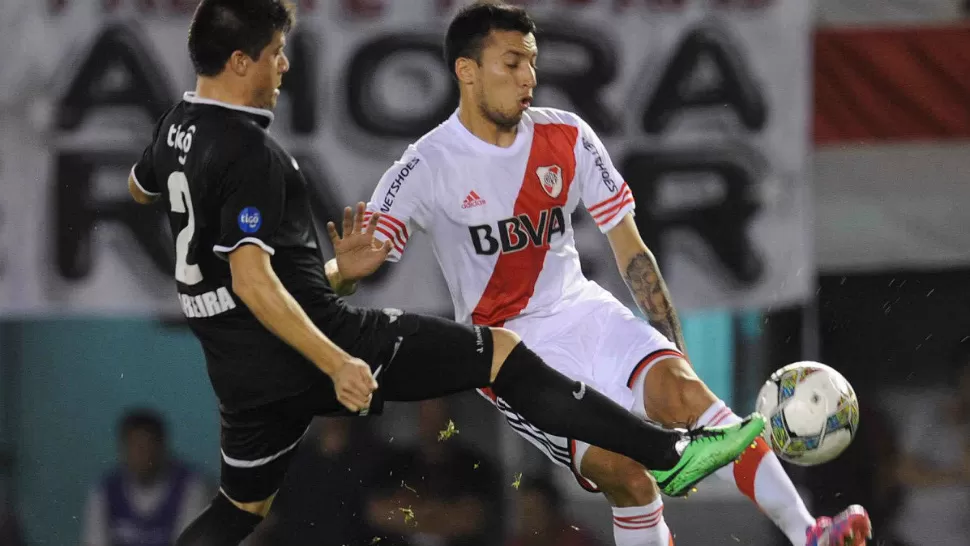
[365,108,635,327]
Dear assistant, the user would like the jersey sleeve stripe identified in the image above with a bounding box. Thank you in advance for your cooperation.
[594,197,635,227]
[363,212,411,241]
[365,213,408,247]
[374,226,406,253]
[212,237,276,260]
[376,218,408,246]
[591,188,633,221]
[587,182,630,214]
[378,213,410,239]
[129,165,160,196]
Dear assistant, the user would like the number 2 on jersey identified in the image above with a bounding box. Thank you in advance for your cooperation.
[167,172,203,285]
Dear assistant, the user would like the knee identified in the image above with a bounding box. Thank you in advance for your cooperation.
[605,466,660,507]
[488,327,522,381]
[582,449,660,507]
[644,359,716,427]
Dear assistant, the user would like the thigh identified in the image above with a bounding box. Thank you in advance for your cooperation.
[308,304,494,412]
[374,313,495,402]
[218,397,316,503]
[590,301,682,417]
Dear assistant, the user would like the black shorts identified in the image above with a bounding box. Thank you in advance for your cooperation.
[218,307,494,502]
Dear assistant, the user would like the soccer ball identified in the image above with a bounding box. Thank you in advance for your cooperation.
[755,361,859,466]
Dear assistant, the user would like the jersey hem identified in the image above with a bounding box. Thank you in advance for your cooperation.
[221,425,309,468]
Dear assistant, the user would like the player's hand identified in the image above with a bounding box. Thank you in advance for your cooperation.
[331,355,379,413]
[326,202,393,283]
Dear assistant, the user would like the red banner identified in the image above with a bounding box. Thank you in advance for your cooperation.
[814,25,970,145]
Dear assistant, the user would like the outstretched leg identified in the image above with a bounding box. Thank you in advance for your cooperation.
[376,315,765,494]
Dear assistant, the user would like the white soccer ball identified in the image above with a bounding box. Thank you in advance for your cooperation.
[755,361,860,466]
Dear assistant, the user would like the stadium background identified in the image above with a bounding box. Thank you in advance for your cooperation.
[0,0,967,544]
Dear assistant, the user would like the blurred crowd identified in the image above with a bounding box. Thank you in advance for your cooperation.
[64,398,605,546]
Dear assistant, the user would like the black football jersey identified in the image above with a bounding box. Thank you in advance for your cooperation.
[132,92,340,408]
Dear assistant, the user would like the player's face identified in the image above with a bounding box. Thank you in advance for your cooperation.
[474,30,538,129]
[249,31,290,110]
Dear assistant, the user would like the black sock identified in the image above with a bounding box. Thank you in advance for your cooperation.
[491,342,683,470]
[175,494,263,546]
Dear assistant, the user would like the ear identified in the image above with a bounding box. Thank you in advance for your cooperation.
[455,57,477,85]
[227,50,250,77]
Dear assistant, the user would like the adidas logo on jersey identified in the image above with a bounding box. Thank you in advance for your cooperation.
[461,191,486,209]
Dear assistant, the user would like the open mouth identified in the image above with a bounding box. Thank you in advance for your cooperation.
[520,97,532,108]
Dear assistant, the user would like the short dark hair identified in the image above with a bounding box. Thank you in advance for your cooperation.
[118,408,166,443]
[188,0,296,77]
[443,1,537,76]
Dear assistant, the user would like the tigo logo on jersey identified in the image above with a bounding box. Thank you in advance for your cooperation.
[238,207,262,233]
[461,190,486,209]
[536,165,563,198]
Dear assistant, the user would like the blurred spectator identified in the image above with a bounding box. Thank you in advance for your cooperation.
[506,475,603,546]
[891,346,970,545]
[80,409,211,546]
[247,417,379,546]
[366,399,502,546]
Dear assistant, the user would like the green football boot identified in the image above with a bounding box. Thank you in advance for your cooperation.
[650,413,767,498]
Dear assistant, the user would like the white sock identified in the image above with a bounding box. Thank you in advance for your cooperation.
[696,401,815,545]
[612,498,673,546]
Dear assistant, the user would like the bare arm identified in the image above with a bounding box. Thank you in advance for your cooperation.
[230,244,348,375]
[607,213,687,355]
[229,244,375,410]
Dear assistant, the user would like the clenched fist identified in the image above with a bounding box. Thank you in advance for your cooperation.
[331,355,379,413]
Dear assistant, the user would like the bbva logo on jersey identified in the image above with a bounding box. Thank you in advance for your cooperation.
[469,206,566,256]
[536,165,563,199]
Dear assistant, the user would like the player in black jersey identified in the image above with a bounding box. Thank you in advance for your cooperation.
[127,1,766,545]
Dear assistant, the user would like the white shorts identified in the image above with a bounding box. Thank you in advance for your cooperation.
[477,287,682,492]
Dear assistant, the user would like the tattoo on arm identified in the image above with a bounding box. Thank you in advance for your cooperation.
[622,252,687,353]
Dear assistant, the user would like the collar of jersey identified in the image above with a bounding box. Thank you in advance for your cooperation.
[182,92,274,128]
[446,109,531,157]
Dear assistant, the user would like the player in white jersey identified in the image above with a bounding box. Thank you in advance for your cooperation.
[365,3,872,546]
